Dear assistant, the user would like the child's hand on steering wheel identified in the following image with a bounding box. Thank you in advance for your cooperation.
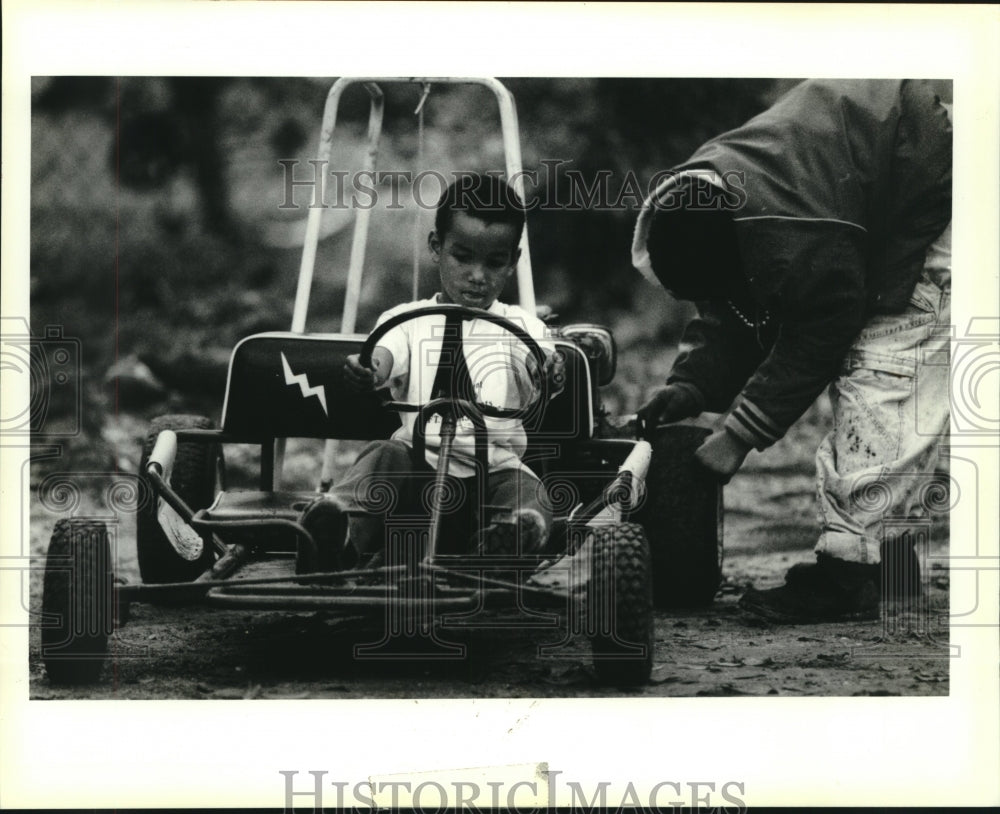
[543,350,567,396]
[343,350,392,394]
[343,354,375,393]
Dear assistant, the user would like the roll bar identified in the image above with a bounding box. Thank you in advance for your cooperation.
[291,77,536,335]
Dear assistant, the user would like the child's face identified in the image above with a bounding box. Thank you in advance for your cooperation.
[429,211,521,309]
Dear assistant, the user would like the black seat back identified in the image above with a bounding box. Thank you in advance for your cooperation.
[221,332,593,444]
[526,339,594,442]
[221,332,401,441]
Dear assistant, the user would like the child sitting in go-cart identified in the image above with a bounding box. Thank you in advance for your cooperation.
[304,173,564,567]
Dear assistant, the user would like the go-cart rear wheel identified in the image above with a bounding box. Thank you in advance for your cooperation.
[137,414,223,583]
[587,522,654,687]
[634,425,723,608]
[42,519,114,685]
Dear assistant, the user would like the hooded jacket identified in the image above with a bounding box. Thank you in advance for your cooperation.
[631,79,952,449]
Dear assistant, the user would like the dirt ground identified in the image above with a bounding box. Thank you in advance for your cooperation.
[27,401,951,699]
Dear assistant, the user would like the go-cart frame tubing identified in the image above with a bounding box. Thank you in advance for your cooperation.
[143,429,321,583]
[569,439,652,529]
[133,428,651,609]
[135,426,567,608]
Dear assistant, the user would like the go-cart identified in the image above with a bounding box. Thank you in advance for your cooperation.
[41,78,722,689]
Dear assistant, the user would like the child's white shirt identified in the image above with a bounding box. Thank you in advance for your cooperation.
[374,294,552,477]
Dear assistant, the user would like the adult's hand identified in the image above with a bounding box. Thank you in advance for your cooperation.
[636,383,702,437]
[694,428,752,483]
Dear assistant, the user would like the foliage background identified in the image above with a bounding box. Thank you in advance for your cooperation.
[29,76,801,470]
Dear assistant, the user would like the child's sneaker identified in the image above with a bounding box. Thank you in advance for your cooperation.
[298,496,348,573]
[476,509,547,557]
[738,553,880,623]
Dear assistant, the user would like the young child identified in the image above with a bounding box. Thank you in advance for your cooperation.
[307,173,559,564]
[631,80,952,623]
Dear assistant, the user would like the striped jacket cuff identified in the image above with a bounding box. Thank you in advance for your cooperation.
[725,398,785,450]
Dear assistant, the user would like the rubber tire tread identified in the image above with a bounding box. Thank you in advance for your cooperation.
[137,414,221,583]
[634,425,723,608]
[588,521,654,687]
[42,519,112,685]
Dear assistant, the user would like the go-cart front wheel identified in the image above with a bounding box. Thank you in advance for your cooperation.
[42,519,114,685]
[634,424,723,608]
[587,522,654,687]
[137,414,223,583]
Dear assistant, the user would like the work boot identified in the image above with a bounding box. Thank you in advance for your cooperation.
[298,496,347,574]
[881,533,922,601]
[739,553,880,623]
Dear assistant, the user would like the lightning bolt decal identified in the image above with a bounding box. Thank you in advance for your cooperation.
[280,352,329,416]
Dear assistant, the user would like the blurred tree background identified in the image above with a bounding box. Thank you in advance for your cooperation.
[29,76,795,458]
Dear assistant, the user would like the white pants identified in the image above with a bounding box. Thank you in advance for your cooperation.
[815,273,951,564]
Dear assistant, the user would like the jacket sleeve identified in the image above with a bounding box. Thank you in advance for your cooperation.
[666,300,770,413]
[867,79,953,311]
[725,233,868,449]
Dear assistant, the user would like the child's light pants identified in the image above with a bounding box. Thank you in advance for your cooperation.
[330,439,551,557]
[814,272,951,564]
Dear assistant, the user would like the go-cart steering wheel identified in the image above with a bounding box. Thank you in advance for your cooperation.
[359,304,548,421]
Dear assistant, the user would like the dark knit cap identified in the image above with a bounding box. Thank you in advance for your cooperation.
[645,177,746,301]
